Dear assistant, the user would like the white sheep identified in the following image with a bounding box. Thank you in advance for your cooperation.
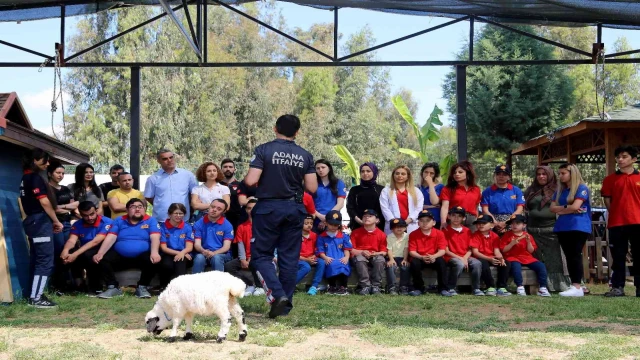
[145,271,248,343]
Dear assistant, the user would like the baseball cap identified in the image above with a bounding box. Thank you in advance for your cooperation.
[506,214,527,225]
[325,210,342,225]
[494,165,511,175]
[448,206,466,216]
[362,209,378,218]
[417,210,435,220]
[473,214,495,224]
[390,218,408,228]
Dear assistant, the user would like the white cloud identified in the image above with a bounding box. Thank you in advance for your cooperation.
[22,87,56,111]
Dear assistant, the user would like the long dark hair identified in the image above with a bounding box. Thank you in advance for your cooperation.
[420,162,440,187]
[22,148,57,206]
[315,159,339,196]
[446,160,477,191]
[73,163,102,199]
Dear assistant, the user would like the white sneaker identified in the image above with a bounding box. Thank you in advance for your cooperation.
[244,286,255,297]
[517,286,527,296]
[559,287,584,297]
[253,288,266,296]
[537,287,552,297]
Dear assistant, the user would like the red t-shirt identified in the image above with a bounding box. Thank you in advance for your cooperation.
[303,192,316,215]
[499,231,538,264]
[440,185,482,216]
[234,220,252,258]
[442,226,472,261]
[396,189,409,220]
[300,231,318,258]
[469,231,500,257]
[601,170,640,228]
[350,227,387,253]
[408,228,447,257]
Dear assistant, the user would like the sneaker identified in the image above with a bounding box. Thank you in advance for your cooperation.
[516,286,527,296]
[473,289,485,296]
[253,288,266,296]
[244,286,256,297]
[537,287,551,297]
[135,285,152,299]
[97,286,123,299]
[371,286,382,295]
[440,290,452,297]
[388,286,398,295]
[357,286,371,295]
[581,285,590,295]
[604,287,625,297]
[307,286,318,296]
[86,290,102,298]
[327,286,336,295]
[317,284,328,292]
[335,286,349,296]
[408,290,422,296]
[485,287,497,296]
[559,287,584,297]
[496,288,512,297]
[399,286,409,296]
[449,289,458,296]
[28,295,57,309]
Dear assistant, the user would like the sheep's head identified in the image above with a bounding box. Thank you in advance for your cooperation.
[145,304,170,335]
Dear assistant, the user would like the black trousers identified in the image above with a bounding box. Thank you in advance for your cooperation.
[478,258,510,289]
[99,249,157,287]
[327,273,348,288]
[69,247,103,292]
[609,225,640,288]
[556,231,589,284]
[225,259,260,287]
[410,257,446,291]
[158,252,190,288]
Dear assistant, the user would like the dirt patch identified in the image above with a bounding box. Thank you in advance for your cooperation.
[511,319,640,335]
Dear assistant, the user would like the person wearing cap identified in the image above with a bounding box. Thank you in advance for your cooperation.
[550,163,592,297]
[439,161,482,232]
[408,210,449,296]
[316,210,353,295]
[500,215,551,297]
[386,218,410,295]
[350,209,387,295]
[469,215,511,296]
[419,162,445,229]
[481,165,525,236]
[379,165,424,234]
[298,214,325,296]
[346,162,385,232]
[443,206,483,296]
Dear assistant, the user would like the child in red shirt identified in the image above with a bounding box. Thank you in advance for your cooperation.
[408,210,449,296]
[500,215,550,297]
[442,206,482,296]
[350,209,387,295]
[298,215,324,296]
[470,214,511,296]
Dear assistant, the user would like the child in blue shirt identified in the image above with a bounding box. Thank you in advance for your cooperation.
[158,203,194,289]
[317,210,352,295]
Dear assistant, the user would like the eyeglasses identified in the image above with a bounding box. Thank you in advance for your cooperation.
[128,205,145,210]
[171,212,185,216]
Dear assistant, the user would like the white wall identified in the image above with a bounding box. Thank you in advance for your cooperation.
[60,174,152,192]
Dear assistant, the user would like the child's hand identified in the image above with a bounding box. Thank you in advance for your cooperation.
[491,257,501,266]
[424,254,434,263]
[461,258,469,269]
[340,256,349,265]
[309,256,318,265]
[386,259,396,268]
[325,257,334,264]
[401,259,409,267]
[362,250,371,258]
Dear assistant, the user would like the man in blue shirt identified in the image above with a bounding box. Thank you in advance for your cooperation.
[144,149,198,221]
[481,165,525,235]
[192,199,234,273]
[93,198,161,299]
[60,201,112,295]
[244,114,318,318]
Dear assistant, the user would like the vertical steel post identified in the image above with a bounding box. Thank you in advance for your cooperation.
[597,23,602,44]
[333,7,338,60]
[130,67,141,189]
[456,65,468,161]
[468,17,474,61]
[197,0,202,58]
[60,5,65,62]
[203,0,207,62]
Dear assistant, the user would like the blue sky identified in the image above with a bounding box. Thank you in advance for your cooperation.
[0,3,638,135]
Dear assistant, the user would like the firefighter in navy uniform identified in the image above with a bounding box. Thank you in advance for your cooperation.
[244,114,318,318]
[20,148,63,308]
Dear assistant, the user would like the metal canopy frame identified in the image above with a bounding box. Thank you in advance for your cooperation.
[1,2,639,186]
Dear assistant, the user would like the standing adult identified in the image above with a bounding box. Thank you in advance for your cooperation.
[419,162,445,229]
[144,149,198,222]
[601,145,640,297]
[190,162,231,222]
[481,165,525,235]
[99,165,124,219]
[244,114,317,318]
[439,161,482,231]
[20,148,62,308]
[106,172,146,219]
[312,159,346,232]
[346,162,384,232]
[68,163,103,216]
[550,163,592,297]
[221,158,243,230]
[379,165,424,234]
[524,166,571,292]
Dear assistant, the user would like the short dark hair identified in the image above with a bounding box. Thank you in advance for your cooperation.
[22,148,50,171]
[420,162,440,185]
[247,198,257,205]
[78,200,96,213]
[614,145,638,159]
[109,164,125,173]
[126,198,145,209]
[118,172,132,179]
[275,114,301,137]
[221,158,235,167]
[168,202,187,215]
[211,198,228,211]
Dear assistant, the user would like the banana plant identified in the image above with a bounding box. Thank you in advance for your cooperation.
[333,144,360,186]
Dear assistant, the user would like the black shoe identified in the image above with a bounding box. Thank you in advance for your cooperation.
[269,297,292,319]
[604,287,625,297]
[335,286,349,296]
[388,286,398,295]
[327,286,336,295]
[371,286,382,295]
[357,286,371,295]
[399,286,409,296]
[28,295,57,309]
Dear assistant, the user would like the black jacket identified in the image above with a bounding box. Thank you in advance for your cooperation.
[346,184,385,231]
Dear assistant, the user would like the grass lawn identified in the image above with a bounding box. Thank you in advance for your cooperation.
[0,284,639,359]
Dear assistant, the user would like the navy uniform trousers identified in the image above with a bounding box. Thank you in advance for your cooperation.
[251,199,306,302]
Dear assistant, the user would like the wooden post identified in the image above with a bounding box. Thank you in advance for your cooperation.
[604,129,617,175]
[0,208,14,303]
[567,137,577,164]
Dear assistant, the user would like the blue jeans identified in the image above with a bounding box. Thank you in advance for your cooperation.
[511,261,548,288]
[296,261,312,284]
[192,252,232,273]
[52,221,71,257]
[385,257,410,289]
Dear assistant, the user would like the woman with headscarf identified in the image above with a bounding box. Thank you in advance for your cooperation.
[524,166,571,292]
[346,162,385,231]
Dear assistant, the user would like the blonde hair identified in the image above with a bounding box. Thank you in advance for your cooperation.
[557,163,585,204]
[390,165,419,207]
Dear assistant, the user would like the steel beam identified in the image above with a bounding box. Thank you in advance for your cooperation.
[130,67,141,190]
[605,48,640,58]
[203,0,208,62]
[0,39,53,60]
[333,7,338,61]
[468,16,474,61]
[182,0,200,50]
[158,0,201,59]
[60,4,65,62]
[456,65,468,161]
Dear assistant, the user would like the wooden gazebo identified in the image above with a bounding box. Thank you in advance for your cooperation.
[513,104,640,175]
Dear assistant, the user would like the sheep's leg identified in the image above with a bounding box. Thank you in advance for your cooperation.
[216,308,232,343]
[229,300,248,342]
[168,317,182,343]
[183,313,195,341]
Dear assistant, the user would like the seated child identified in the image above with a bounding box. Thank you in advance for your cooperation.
[442,206,482,296]
[350,209,387,295]
[408,210,449,296]
[469,214,511,296]
[386,218,410,295]
[500,214,551,297]
[317,210,352,296]
[297,215,325,295]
